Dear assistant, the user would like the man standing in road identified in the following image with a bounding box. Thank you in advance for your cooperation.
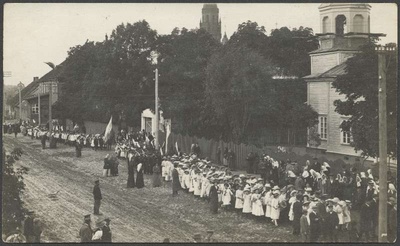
[79,214,93,242]
[172,163,180,196]
[23,211,35,242]
[93,180,102,215]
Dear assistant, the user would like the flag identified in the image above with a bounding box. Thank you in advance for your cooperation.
[104,116,113,143]
[160,146,164,156]
[165,119,171,153]
[175,142,179,154]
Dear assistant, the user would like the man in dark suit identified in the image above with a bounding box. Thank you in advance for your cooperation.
[292,194,303,235]
[309,205,322,242]
[172,163,180,196]
[79,214,92,242]
[93,180,102,215]
[368,194,378,240]
[102,218,112,242]
[23,211,35,242]
[324,204,339,242]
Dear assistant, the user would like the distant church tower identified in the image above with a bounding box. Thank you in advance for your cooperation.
[304,3,374,156]
[199,3,222,42]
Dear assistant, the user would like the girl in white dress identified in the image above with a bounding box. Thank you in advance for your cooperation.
[194,171,202,198]
[235,185,244,212]
[200,173,209,199]
[251,189,264,220]
[222,183,233,210]
[334,200,344,230]
[264,189,272,220]
[270,190,281,226]
[288,190,298,221]
[242,188,252,217]
[217,180,225,204]
[189,168,195,193]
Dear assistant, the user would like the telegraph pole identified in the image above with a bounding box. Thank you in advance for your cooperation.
[375,45,395,242]
[17,82,24,121]
[49,82,53,133]
[155,68,159,150]
[38,84,41,125]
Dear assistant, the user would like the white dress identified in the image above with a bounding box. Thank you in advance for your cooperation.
[343,205,351,223]
[218,184,225,203]
[265,192,272,218]
[288,196,296,221]
[251,194,264,216]
[188,171,195,192]
[194,174,202,196]
[270,197,281,220]
[200,177,209,198]
[235,190,244,209]
[184,174,191,190]
[334,205,344,225]
[242,193,252,213]
[222,188,233,206]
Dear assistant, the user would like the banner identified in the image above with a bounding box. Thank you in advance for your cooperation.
[165,119,171,154]
[104,116,113,143]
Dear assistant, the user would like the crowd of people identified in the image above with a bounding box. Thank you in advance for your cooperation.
[7,122,397,243]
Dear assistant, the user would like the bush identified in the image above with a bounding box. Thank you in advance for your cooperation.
[2,147,28,234]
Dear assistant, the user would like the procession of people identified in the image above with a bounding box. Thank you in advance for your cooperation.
[6,121,397,243]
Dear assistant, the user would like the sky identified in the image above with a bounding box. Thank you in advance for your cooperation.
[3,3,398,86]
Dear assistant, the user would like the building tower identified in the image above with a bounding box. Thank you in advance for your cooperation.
[199,3,222,42]
[304,3,379,156]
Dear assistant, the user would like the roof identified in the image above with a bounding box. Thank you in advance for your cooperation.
[10,61,67,107]
[303,62,348,80]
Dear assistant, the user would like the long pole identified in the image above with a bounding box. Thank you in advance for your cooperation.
[38,84,41,125]
[377,47,387,242]
[19,87,22,120]
[155,68,159,150]
[49,82,53,133]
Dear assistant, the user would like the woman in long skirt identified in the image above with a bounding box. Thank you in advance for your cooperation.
[152,163,162,187]
[127,156,135,188]
[136,163,145,188]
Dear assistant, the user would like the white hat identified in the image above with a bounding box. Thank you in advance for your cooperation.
[288,170,296,178]
[302,171,309,178]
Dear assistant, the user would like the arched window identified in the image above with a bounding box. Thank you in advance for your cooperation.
[353,14,364,33]
[335,15,347,35]
[322,16,331,33]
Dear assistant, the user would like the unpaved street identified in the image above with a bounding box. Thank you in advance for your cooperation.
[3,134,297,243]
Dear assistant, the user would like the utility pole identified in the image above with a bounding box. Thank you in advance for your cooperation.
[154,68,159,150]
[375,45,395,243]
[38,83,41,125]
[49,82,53,133]
[17,82,24,121]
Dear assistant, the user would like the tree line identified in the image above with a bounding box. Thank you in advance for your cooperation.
[53,20,320,147]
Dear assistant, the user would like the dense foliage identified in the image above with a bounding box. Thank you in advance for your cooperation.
[52,20,319,145]
[2,147,28,234]
[332,43,397,158]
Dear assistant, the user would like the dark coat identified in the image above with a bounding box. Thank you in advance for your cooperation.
[23,216,34,236]
[172,169,181,192]
[101,225,112,242]
[93,184,102,200]
[152,165,162,187]
[136,167,144,188]
[324,211,339,231]
[209,185,219,213]
[127,160,135,188]
[309,212,322,241]
[79,223,92,242]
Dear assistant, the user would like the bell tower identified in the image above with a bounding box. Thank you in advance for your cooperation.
[199,3,222,42]
[304,3,384,157]
[312,3,372,74]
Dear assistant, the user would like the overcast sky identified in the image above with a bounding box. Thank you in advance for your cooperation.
[3,3,397,86]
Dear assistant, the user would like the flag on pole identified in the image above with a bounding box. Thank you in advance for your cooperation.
[175,142,179,154]
[104,116,113,143]
[160,145,164,156]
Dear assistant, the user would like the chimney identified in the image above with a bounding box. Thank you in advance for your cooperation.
[33,77,39,81]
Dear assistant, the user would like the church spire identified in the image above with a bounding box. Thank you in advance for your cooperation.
[199,3,222,42]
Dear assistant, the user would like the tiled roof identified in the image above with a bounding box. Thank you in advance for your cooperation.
[303,62,348,79]
[10,61,66,106]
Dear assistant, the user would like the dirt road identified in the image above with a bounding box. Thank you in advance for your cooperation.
[3,134,298,243]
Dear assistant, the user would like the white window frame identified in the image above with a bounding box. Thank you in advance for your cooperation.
[318,115,327,140]
[341,119,352,145]
[32,104,39,114]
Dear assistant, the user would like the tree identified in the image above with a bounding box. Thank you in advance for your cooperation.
[205,44,277,143]
[2,147,28,235]
[332,43,397,158]
[157,28,220,138]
